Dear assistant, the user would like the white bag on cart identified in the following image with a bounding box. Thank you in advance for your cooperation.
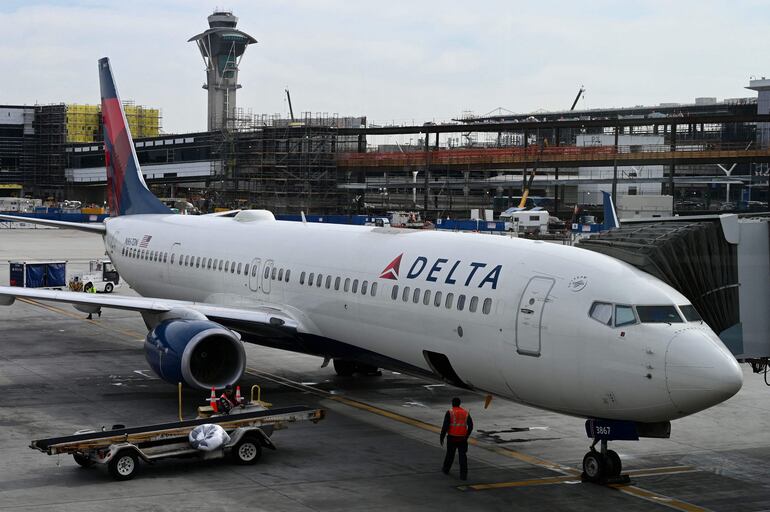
[189,424,231,451]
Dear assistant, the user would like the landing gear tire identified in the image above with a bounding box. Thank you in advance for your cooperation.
[582,450,605,483]
[108,450,138,481]
[231,436,262,465]
[104,283,113,293]
[605,450,622,478]
[333,359,355,377]
[73,453,95,468]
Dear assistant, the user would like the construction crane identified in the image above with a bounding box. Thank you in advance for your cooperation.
[285,88,295,122]
[570,86,585,111]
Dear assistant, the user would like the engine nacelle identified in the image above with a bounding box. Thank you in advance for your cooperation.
[144,319,246,390]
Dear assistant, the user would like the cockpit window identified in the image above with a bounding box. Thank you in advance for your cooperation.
[679,305,702,322]
[636,305,683,323]
[614,305,637,327]
[589,302,613,326]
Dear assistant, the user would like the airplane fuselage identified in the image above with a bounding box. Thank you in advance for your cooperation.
[101,212,743,424]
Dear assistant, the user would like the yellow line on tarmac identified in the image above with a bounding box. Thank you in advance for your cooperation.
[609,484,709,512]
[458,475,579,491]
[458,466,697,492]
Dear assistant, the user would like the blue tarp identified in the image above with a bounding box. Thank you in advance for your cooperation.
[46,262,66,287]
[25,264,46,288]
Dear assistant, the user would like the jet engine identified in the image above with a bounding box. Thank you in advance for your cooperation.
[144,319,246,389]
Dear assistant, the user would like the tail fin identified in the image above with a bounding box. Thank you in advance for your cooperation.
[99,58,170,216]
[602,191,620,230]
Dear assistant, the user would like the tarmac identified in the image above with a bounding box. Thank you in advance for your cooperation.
[0,228,769,511]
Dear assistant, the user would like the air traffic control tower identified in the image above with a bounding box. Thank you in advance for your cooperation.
[189,11,257,131]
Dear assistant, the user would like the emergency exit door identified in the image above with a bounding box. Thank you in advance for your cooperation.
[515,276,555,357]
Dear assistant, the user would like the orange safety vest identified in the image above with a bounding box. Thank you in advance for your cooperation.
[447,406,469,437]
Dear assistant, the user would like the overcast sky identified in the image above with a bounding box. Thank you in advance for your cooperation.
[0,0,766,133]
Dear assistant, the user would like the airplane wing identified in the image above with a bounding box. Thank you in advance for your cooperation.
[0,214,106,234]
[0,286,302,333]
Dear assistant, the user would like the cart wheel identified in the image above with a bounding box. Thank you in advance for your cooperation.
[84,283,94,293]
[73,453,95,468]
[108,450,138,481]
[232,436,262,465]
[104,283,114,293]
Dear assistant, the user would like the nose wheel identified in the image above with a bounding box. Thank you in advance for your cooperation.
[582,439,627,484]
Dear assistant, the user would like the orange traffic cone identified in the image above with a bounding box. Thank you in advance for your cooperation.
[235,385,242,405]
[209,387,218,413]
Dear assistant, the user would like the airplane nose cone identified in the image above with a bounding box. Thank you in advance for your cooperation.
[665,329,743,414]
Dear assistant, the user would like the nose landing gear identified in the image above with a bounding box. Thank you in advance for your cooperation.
[582,438,626,484]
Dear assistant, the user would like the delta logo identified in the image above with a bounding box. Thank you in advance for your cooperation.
[379,253,502,289]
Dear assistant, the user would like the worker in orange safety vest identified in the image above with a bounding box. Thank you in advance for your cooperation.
[440,397,473,480]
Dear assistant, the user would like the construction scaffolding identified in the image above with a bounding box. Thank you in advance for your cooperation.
[203,112,364,214]
[65,102,161,143]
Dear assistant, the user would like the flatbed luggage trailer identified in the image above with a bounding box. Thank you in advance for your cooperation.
[30,405,325,480]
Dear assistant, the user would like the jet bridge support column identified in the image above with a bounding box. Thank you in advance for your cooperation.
[669,124,677,209]
[612,126,619,204]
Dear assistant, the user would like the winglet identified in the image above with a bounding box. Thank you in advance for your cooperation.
[99,58,170,217]
[602,191,620,230]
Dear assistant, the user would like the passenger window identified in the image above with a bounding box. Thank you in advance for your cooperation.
[208,258,213,269]
[445,293,454,308]
[637,305,683,323]
[469,296,479,313]
[308,272,314,285]
[615,305,636,327]
[231,262,236,273]
[413,288,420,303]
[344,278,350,292]
[196,257,201,268]
[589,302,613,326]
[370,282,377,296]
[391,284,399,300]
[218,260,223,271]
[402,286,410,302]
[325,275,332,289]
[457,294,466,311]
[316,274,322,287]
[679,305,702,322]
[334,276,341,290]
[285,270,290,282]
[213,258,218,269]
[482,298,492,314]
[170,253,175,264]
[237,262,242,274]
[252,265,258,277]
[300,271,305,284]
[361,280,368,294]
[352,279,359,293]
[272,267,277,280]
[423,289,431,305]
[278,268,284,281]
[434,291,443,307]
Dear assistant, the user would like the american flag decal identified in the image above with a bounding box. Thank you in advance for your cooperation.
[139,235,152,248]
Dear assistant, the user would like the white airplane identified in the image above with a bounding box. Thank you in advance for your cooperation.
[0,58,743,482]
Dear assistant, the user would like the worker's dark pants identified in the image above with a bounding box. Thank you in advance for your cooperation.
[442,436,468,478]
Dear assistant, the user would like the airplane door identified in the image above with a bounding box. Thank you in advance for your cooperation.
[515,276,555,357]
[167,242,181,283]
[249,258,261,292]
[262,260,273,295]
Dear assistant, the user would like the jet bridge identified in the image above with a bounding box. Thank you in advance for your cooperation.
[576,214,770,362]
